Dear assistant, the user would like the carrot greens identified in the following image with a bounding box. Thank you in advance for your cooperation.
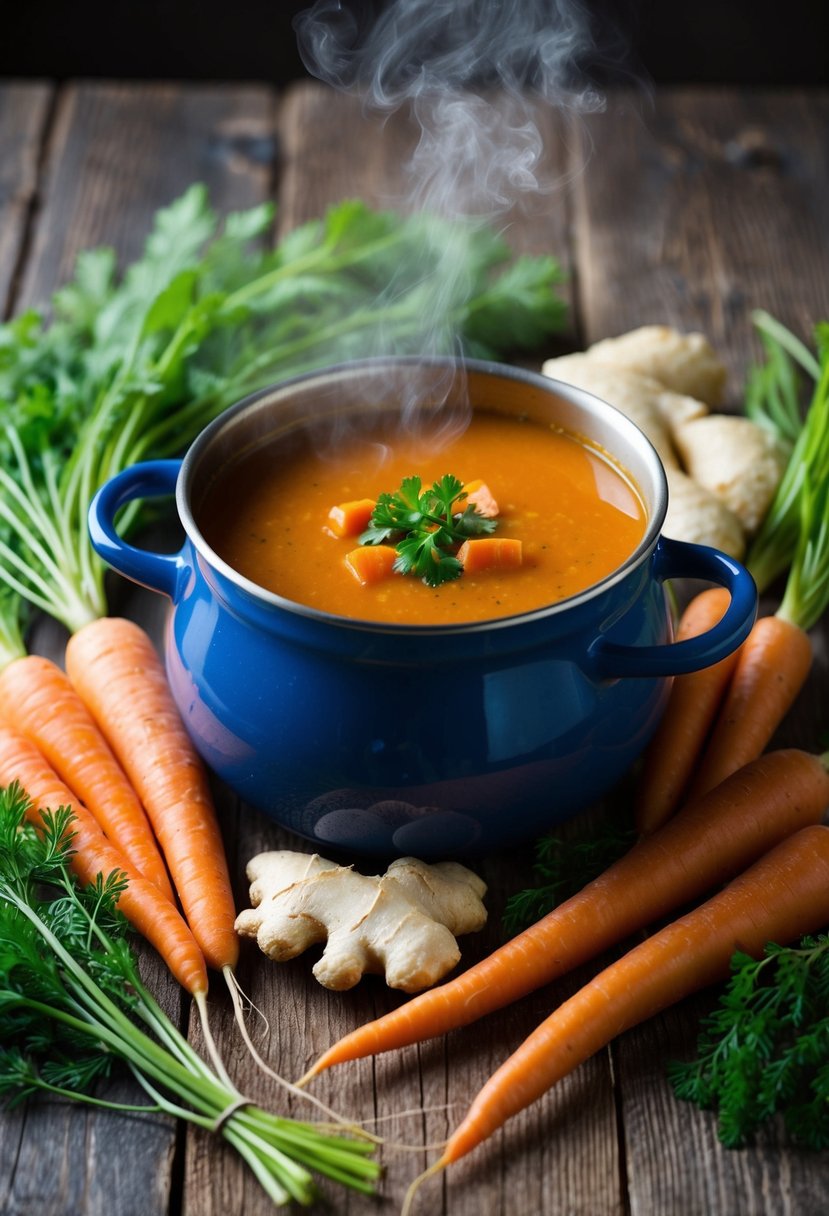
[669,934,829,1149]
[503,816,635,933]
[0,783,379,1206]
[745,309,822,446]
[0,185,566,633]
[745,315,829,595]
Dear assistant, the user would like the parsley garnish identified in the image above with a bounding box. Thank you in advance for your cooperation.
[360,474,497,586]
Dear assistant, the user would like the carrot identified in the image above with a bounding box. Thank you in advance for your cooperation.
[434,824,829,1170]
[458,537,522,573]
[302,747,829,1081]
[64,617,238,975]
[345,544,398,585]
[685,613,813,802]
[326,498,376,538]
[457,480,499,519]
[635,587,741,834]
[0,721,207,995]
[0,654,174,902]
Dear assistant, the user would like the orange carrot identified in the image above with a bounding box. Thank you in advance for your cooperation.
[0,654,174,902]
[0,722,207,995]
[345,544,398,585]
[302,747,829,1080]
[326,498,376,539]
[686,613,813,803]
[64,617,238,975]
[436,824,829,1168]
[457,479,499,519]
[458,537,522,573]
[635,587,741,835]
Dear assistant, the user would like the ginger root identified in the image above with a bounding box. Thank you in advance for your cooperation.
[664,467,746,560]
[235,850,487,992]
[541,355,681,470]
[580,324,728,405]
[671,413,789,536]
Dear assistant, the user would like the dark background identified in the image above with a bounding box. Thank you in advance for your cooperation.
[2,0,827,86]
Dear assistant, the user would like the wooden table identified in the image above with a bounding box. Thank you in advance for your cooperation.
[1,79,828,1216]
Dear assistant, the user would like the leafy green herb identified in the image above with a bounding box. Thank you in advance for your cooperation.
[745,315,829,595]
[668,935,829,1149]
[0,783,379,1205]
[0,186,566,642]
[503,817,635,934]
[361,473,497,586]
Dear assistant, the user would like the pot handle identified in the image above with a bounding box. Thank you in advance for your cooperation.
[88,460,185,599]
[588,537,757,679]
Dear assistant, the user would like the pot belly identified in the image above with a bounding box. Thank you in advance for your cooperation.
[164,598,669,857]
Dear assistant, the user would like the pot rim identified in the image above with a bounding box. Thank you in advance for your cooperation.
[177,356,668,637]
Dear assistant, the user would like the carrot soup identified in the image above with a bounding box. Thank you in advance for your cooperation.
[198,411,647,625]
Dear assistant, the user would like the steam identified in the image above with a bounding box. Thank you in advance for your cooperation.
[293,0,626,445]
[295,0,608,217]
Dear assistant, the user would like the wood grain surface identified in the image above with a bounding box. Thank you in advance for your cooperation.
[0,79,827,1216]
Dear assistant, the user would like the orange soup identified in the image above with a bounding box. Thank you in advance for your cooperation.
[198,411,647,625]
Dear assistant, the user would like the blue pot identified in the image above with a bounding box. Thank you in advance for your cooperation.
[88,358,756,857]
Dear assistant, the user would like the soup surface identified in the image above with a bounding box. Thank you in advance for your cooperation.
[198,411,647,625]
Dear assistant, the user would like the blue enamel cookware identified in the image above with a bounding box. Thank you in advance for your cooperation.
[88,358,756,857]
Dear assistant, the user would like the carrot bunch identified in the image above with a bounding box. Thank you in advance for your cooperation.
[636,317,829,834]
[0,616,241,1070]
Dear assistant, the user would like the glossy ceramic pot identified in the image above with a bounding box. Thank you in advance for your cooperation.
[88,358,757,857]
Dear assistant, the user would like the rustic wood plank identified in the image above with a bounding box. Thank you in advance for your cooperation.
[181,79,621,1216]
[0,82,53,312]
[572,87,829,1216]
[571,88,829,396]
[0,80,277,1216]
[0,1079,177,1216]
[16,81,277,312]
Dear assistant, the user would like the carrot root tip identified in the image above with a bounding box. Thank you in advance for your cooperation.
[222,968,375,1139]
[402,1158,448,1216]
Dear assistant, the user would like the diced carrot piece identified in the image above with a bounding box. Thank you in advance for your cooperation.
[458,538,523,573]
[455,479,499,519]
[326,498,376,538]
[345,545,398,586]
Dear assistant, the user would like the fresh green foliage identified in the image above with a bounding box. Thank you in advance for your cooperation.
[361,473,497,586]
[745,309,821,446]
[503,817,635,934]
[0,185,567,637]
[745,315,829,599]
[668,935,829,1149]
[0,783,379,1205]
